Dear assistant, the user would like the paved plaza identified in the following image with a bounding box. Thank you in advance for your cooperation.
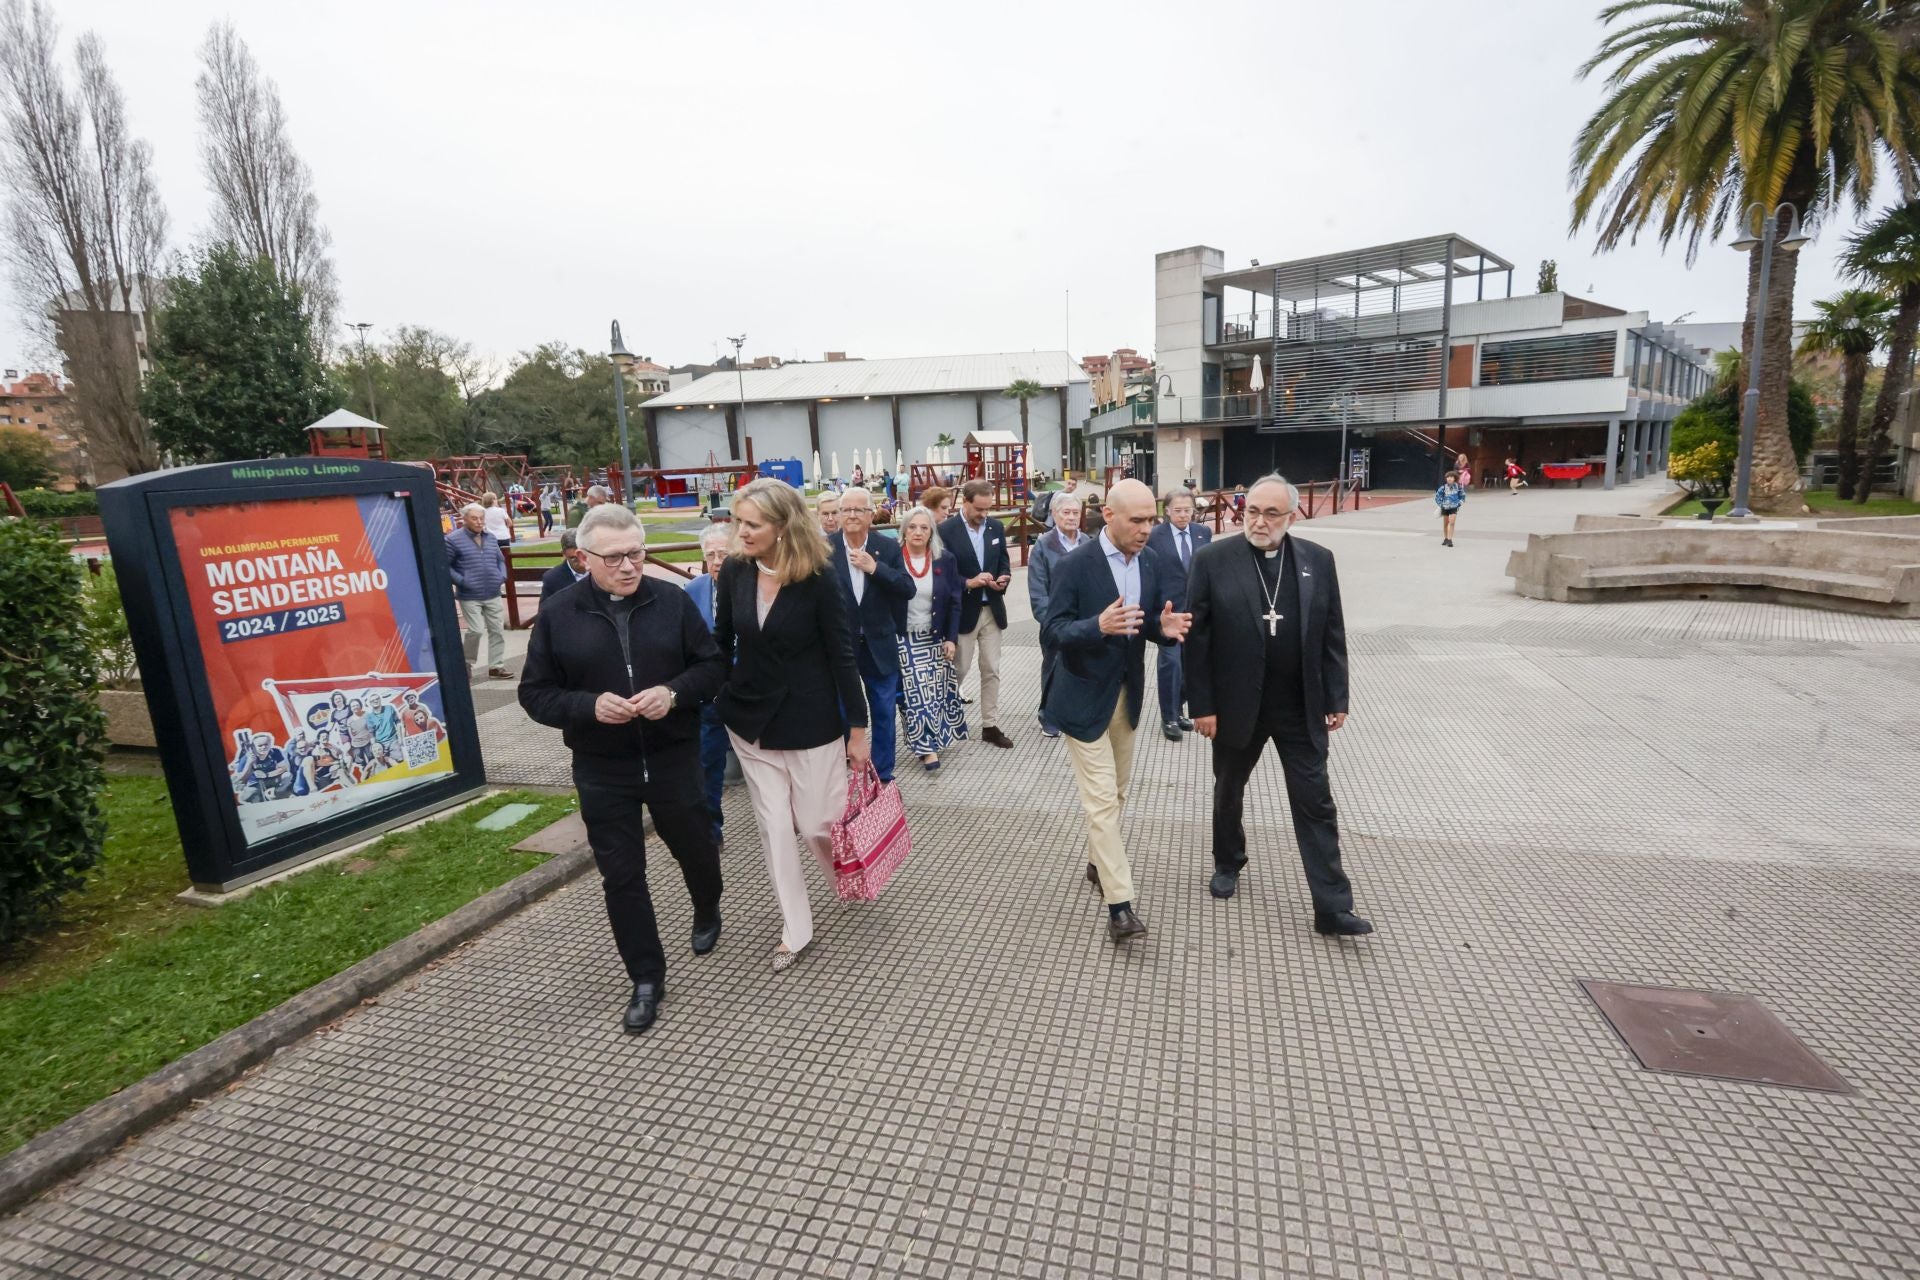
[6,482,1920,1278]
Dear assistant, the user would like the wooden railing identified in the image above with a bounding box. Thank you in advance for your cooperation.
[501,541,702,629]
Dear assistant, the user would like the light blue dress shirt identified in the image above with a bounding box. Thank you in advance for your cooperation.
[1098,528,1141,607]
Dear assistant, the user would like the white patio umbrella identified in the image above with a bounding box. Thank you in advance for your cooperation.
[831,451,840,482]
[812,450,822,486]
[895,449,904,475]
[1249,354,1266,392]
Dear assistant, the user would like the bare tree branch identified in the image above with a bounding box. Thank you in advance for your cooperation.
[196,20,337,346]
[0,0,167,477]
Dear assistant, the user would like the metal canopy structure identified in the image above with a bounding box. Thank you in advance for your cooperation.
[1207,234,1514,302]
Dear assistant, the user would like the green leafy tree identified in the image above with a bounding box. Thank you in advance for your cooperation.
[474,344,642,468]
[1536,259,1559,293]
[332,326,491,460]
[1672,378,1818,471]
[0,425,57,489]
[1570,0,1920,515]
[1797,288,1894,499]
[1002,378,1044,446]
[1840,201,1920,502]
[140,242,338,462]
[0,519,106,947]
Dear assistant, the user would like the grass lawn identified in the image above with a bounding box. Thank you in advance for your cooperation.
[0,779,576,1157]
[1665,490,1920,518]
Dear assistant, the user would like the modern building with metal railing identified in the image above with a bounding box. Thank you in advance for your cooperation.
[1086,236,1714,493]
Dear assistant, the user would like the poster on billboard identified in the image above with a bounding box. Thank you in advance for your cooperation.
[100,460,486,892]
[170,492,456,846]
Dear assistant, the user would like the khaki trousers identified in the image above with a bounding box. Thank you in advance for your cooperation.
[955,609,1004,729]
[1063,699,1138,905]
[459,597,506,668]
[728,732,848,953]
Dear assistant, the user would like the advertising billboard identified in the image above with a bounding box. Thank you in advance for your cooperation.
[101,460,486,891]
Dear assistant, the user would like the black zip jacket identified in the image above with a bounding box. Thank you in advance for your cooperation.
[518,577,727,769]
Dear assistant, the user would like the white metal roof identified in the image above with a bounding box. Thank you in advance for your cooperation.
[306,408,385,433]
[643,351,1088,409]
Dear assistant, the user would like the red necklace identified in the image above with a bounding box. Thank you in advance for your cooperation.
[904,546,932,578]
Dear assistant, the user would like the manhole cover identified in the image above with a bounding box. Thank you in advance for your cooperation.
[1579,980,1852,1094]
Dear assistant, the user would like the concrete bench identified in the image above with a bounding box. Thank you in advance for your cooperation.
[1506,525,1920,617]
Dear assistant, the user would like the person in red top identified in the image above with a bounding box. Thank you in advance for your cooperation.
[1504,456,1528,494]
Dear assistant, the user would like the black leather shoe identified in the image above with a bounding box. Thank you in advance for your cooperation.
[624,982,662,1032]
[1108,908,1148,943]
[1209,870,1239,899]
[1177,716,1194,731]
[1161,721,1182,741]
[1314,911,1374,937]
[982,727,1014,749]
[692,914,722,956]
[1086,862,1101,887]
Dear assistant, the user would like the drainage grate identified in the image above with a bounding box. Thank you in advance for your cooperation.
[1579,980,1853,1094]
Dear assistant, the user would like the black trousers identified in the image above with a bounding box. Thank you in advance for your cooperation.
[1210,717,1354,917]
[572,749,722,986]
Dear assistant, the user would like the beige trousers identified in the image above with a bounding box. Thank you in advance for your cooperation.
[728,732,848,953]
[1063,699,1138,905]
[459,597,507,668]
[955,609,1004,729]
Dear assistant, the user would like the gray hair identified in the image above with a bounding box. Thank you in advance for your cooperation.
[839,486,872,509]
[576,503,644,552]
[586,484,612,502]
[1163,487,1195,508]
[1248,472,1300,512]
[700,524,731,551]
[898,505,936,539]
[460,502,484,518]
[559,529,578,551]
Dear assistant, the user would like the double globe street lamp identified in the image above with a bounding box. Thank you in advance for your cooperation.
[1727,203,1812,517]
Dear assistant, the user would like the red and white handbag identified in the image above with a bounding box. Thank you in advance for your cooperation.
[829,763,912,902]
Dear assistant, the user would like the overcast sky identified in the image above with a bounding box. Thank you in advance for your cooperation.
[0,0,1891,375]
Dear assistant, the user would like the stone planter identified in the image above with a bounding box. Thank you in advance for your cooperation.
[98,684,156,749]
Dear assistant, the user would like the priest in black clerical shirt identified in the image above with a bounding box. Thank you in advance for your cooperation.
[1183,473,1372,936]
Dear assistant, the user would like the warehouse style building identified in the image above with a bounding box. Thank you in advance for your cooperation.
[642,352,1090,479]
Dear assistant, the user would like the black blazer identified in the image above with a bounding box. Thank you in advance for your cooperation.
[828,530,915,674]
[1144,520,1212,610]
[922,548,963,644]
[1039,537,1177,741]
[713,557,869,750]
[937,513,1011,632]
[539,561,586,602]
[1185,534,1349,754]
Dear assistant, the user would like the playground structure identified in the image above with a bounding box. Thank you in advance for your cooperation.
[304,409,389,461]
[606,440,761,511]
[906,432,1029,507]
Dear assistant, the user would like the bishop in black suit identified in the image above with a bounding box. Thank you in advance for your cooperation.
[1185,474,1372,936]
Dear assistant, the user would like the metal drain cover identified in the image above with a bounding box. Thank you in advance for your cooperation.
[1579,980,1852,1093]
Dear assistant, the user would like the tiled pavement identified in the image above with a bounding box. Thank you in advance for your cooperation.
[6,482,1920,1278]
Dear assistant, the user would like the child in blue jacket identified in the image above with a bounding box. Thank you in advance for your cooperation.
[1435,471,1466,547]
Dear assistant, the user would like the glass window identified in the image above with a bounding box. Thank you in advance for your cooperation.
[1479,333,1617,386]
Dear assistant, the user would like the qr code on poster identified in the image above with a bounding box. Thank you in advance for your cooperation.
[402,733,440,770]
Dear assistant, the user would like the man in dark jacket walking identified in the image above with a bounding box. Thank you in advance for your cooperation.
[518,504,729,1032]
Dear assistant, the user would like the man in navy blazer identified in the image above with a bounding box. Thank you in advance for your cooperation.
[1144,489,1212,741]
[539,529,591,602]
[828,487,915,782]
[937,478,1015,748]
[1040,479,1191,944]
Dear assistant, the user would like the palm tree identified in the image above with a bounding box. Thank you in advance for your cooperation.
[1002,378,1044,445]
[1570,0,1920,514]
[1797,287,1895,499]
[1841,202,1920,501]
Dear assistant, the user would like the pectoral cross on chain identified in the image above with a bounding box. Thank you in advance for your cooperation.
[1265,607,1284,636]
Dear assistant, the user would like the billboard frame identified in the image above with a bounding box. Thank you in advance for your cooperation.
[100,458,488,892]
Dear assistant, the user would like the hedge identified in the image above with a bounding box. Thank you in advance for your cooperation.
[11,488,99,519]
[0,519,107,946]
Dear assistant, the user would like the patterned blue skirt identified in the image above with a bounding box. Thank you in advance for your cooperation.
[895,631,968,755]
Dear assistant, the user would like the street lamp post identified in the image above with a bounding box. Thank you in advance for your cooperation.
[347,322,377,421]
[609,320,637,510]
[1728,202,1811,518]
[727,334,748,463]
[1332,388,1357,513]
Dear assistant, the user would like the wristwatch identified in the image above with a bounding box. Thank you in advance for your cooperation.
[666,687,678,710]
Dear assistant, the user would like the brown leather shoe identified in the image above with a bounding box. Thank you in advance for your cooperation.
[1107,907,1147,943]
[981,727,1014,749]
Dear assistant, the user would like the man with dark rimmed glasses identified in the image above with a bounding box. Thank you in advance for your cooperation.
[519,504,729,1033]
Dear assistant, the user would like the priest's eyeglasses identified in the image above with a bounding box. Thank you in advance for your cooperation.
[590,549,647,567]
[1243,506,1294,524]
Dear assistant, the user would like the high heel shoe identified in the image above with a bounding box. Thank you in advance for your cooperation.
[772,945,804,973]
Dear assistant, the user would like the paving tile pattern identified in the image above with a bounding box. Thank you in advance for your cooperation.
[6,491,1919,1278]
